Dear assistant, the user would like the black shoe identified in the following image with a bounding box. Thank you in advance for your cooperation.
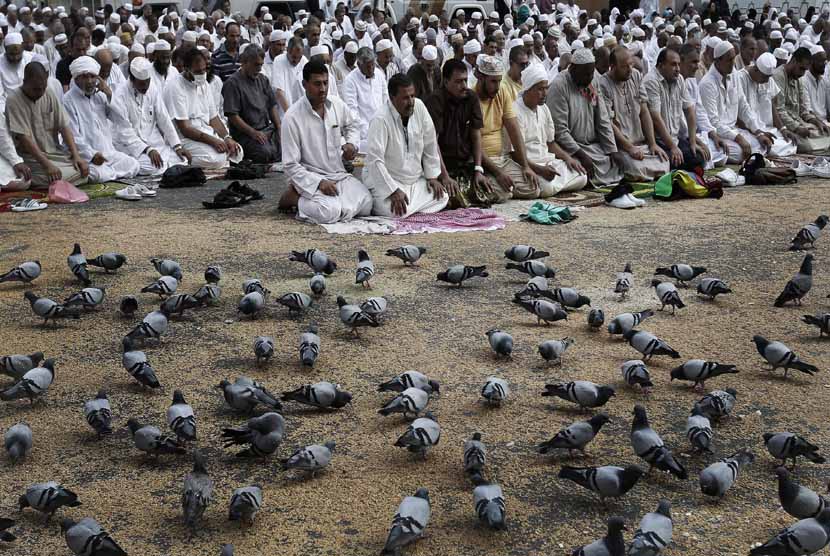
[203,189,247,209]
[228,181,264,201]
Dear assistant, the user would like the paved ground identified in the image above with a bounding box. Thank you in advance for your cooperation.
[1,174,829,556]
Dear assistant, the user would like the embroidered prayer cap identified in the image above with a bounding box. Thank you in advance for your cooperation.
[4,32,23,46]
[422,45,438,60]
[571,47,595,65]
[463,39,481,54]
[476,54,504,75]
[375,39,393,52]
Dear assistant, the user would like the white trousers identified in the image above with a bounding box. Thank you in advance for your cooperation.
[136,145,188,177]
[505,152,588,197]
[371,177,449,217]
[297,175,373,224]
[697,134,727,170]
[181,137,244,170]
[88,150,141,183]
[722,131,764,164]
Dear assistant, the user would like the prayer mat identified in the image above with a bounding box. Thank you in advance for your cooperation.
[78,182,124,199]
[318,207,505,235]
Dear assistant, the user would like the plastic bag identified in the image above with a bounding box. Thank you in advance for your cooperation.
[48,180,89,203]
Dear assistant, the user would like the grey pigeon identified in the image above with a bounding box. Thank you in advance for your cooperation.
[160,293,200,317]
[436,264,488,286]
[505,260,556,278]
[125,310,169,344]
[121,338,160,389]
[204,265,222,284]
[473,478,506,530]
[685,403,713,453]
[774,254,813,307]
[61,518,126,556]
[486,329,513,358]
[628,500,672,556]
[228,485,263,526]
[542,381,616,410]
[395,414,441,458]
[289,248,337,275]
[538,337,574,365]
[277,291,312,315]
[651,280,685,314]
[0,260,41,284]
[238,291,267,319]
[216,376,282,413]
[151,257,183,280]
[67,243,91,286]
[221,412,285,458]
[516,275,551,297]
[355,249,375,288]
[752,336,818,377]
[386,245,427,265]
[24,291,81,326]
[167,390,197,441]
[697,388,737,420]
[4,422,32,463]
[64,287,106,310]
[670,359,738,390]
[539,413,610,456]
[127,418,186,457]
[1,351,43,380]
[801,313,830,337]
[119,295,139,316]
[220,544,234,556]
[614,263,633,300]
[463,432,487,478]
[309,273,326,296]
[607,310,654,335]
[620,360,653,393]
[382,488,431,555]
[253,336,275,366]
[0,517,15,543]
[623,330,680,360]
[379,386,428,417]
[513,296,569,324]
[654,263,706,287]
[20,482,81,521]
[182,452,213,528]
[283,381,352,409]
[696,278,732,300]
[504,244,549,262]
[194,284,221,306]
[764,432,826,467]
[378,371,440,395]
[299,323,321,367]
[630,405,687,479]
[777,467,826,519]
[83,390,112,437]
[88,253,127,273]
[361,296,388,320]
[572,515,627,556]
[1,359,54,404]
[543,287,591,309]
[481,376,510,406]
[699,449,754,498]
[281,441,336,476]
[749,508,830,556]
[588,308,605,330]
[243,279,269,296]
[789,215,828,251]
[558,465,645,503]
[337,295,379,335]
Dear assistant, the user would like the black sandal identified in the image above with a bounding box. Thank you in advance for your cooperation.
[228,181,264,201]
[203,189,247,209]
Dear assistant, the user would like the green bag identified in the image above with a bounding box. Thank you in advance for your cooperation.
[520,202,577,225]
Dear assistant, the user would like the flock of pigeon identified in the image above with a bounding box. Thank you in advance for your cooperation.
[0,211,828,556]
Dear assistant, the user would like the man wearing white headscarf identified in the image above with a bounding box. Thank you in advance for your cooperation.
[62,55,140,182]
[0,33,33,107]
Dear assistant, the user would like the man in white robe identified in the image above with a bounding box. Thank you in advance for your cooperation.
[802,44,829,124]
[341,46,387,152]
[149,39,178,94]
[0,104,30,191]
[62,56,140,182]
[0,33,32,109]
[678,43,727,169]
[95,46,126,92]
[271,36,307,119]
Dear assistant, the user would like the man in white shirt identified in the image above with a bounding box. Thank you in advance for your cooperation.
[341,46,388,152]
[149,39,178,94]
[399,18,419,60]
[332,40,357,91]
[95,47,125,92]
[271,36,307,119]
[0,33,33,108]
[281,60,371,224]
[802,44,829,124]
[678,43,727,169]
[264,29,286,82]
[62,56,140,182]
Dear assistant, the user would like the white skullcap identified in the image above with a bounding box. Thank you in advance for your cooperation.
[331,30,342,40]
[154,40,171,52]
[169,11,178,19]
[571,47,595,65]
[263,13,273,21]
[713,40,733,59]
[146,43,155,55]
[131,43,145,54]
[785,29,798,40]
[428,14,438,22]
[744,21,754,30]
[344,41,358,54]
[375,39,392,52]
[186,11,198,21]
[627,40,643,54]
[587,18,597,25]
[70,55,101,77]
[471,11,482,19]
[463,39,481,54]
[507,37,523,51]
[422,45,438,61]
[55,34,68,46]
[783,42,795,54]
[3,33,22,46]
[270,30,285,41]
[773,47,789,61]
[688,23,699,33]
[525,17,534,26]
[378,23,389,32]
[94,9,103,17]
[592,27,602,37]
[632,9,644,17]
[19,6,30,14]
[183,30,198,42]
[571,39,583,50]
[770,21,781,30]
[42,6,51,14]
[355,20,367,32]
[539,14,549,22]
[416,32,426,40]
[158,26,169,34]
[261,6,269,12]
[558,42,571,54]
[665,24,674,33]
[310,45,327,57]
[521,62,547,91]
[653,17,664,26]
[407,17,419,29]
[548,27,561,38]
[522,34,533,44]
[811,44,826,56]
[6,4,16,11]
[110,13,120,23]
[199,30,210,38]
[769,30,783,40]
[94,24,106,31]
[196,11,206,18]
[716,20,727,29]
[490,10,499,19]
[632,27,645,37]
[494,29,504,38]
[476,54,504,75]
[755,52,777,75]
[106,36,121,44]
[130,56,152,79]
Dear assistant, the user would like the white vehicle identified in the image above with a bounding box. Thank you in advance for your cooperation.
[231,0,493,23]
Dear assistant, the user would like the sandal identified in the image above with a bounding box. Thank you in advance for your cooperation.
[227,181,263,201]
[10,198,48,212]
[202,189,247,209]
[115,186,142,201]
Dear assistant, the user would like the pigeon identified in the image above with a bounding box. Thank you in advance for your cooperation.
[0,351,44,380]
[607,310,654,335]
[282,381,352,409]
[281,441,336,476]
[697,388,737,420]
[64,287,106,310]
[697,278,732,300]
[238,291,267,319]
[217,376,282,413]
[588,308,605,330]
[242,279,269,296]
[20,482,81,521]
[572,516,627,556]
[538,413,610,456]
[228,486,263,526]
[0,260,41,284]
[752,336,819,377]
[670,359,738,390]
[378,371,440,395]
[119,295,139,316]
[60,517,126,556]
[774,254,813,307]
[337,295,379,335]
[126,418,186,457]
[545,287,591,309]
[182,452,213,528]
[141,275,178,298]
[685,403,714,454]
[651,279,685,314]
[220,545,234,556]
[204,265,222,284]
[121,338,160,389]
[620,360,654,393]
[87,253,127,273]
[749,508,830,556]
[194,284,221,306]
[504,245,549,262]
[151,257,183,280]
[505,260,556,278]
[628,500,673,556]
[473,478,506,530]
[67,243,91,286]
[309,274,326,296]
[623,330,680,360]
[160,293,200,317]
[699,449,754,498]
[83,390,112,438]
[486,329,513,358]
[558,465,645,503]
[513,296,569,324]
[653,264,706,287]
[381,488,431,555]
[481,376,510,406]
[386,245,427,265]
[379,386,429,417]
[277,292,312,315]
[167,390,197,441]
[253,336,275,366]
[777,467,826,519]
[4,422,32,463]
[0,359,54,404]
[361,296,388,320]
[24,291,82,326]
[538,338,575,365]
[614,263,633,300]
[394,413,441,458]
[436,264,488,286]
[355,249,375,288]
[630,405,687,479]
[516,276,551,297]
[125,310,169,343]
[289,249,337,275]
[221,412,285,458]
[542,381,616,410]
[763,432,826,468]
[298,323,321,367]
[463,432,487,478]
[789,215,828,250]
[0,518,14,543]
[802,313,830,337]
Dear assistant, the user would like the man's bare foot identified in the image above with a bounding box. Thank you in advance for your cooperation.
[278,185,300,213]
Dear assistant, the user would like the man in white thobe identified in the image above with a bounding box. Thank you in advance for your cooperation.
[802,45,829,124]
[62,56,140,183]
[341,46,387,152]
[149,40,178,94]
[679,43,727,169]
[95,46,126,92]
[271,36,307,119]
[0,33,33,108]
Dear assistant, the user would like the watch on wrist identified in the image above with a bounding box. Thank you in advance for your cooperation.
[474,165,484,174]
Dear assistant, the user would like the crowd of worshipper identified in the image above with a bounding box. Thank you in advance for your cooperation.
[0,1,828,219]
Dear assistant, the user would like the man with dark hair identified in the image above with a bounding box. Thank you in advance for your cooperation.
[678,43,727,169]
[735,35,756,70]
[150,40,178,93]
[772,46,830,154]
[212,21,243,81]
[364,74,449,217]
[502,43,529,105]
[55,27,90,89]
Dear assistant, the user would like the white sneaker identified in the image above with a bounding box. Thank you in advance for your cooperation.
[133,183,157,197]
[607,195,637,209]
[811,157,830,179]
[626,193,645,207]
[716,168,740,186]
[115,186,141,201]
[791,160,812,177]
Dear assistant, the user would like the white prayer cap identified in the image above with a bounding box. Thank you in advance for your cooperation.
[627,40,642,54]
[558,42,571,54]
[603,35,617,47]
[471,11,482,20]
[70,55,101,77]
[632,9,644,18]
[199,30,210,38]
[539,14,548,22]
[106,35,121,44]
[4,32,22,46]
[42,6,52,14]
[653,17,664,26]
[19,6,30,14]
[570,39,583,49]
[493,29,504,38]
[704,36,721,50]
[263,13,273,21]
[773,47,789,61]
[309,45,328,58]
[374,39,392,52]
[154,40,171,52]
[428,14,439,22]
[378,23,390,32]
[727,29,738,40]
[56,6,65,13]
[183,30,198,42]
[355,20,367,32]
[422,45,438,61]
[261,6,270,13]
[744,21,754,30]
[130,56,152,79]
[632,27,645,37]
[811,44,826,56]
[548,26,561,38]
[770,21,781,30]
[522,34,533,44]
[344,41,358,54]
[592,26,602,37]
[416,32,426,40]
[94,9,103,17]
[713,40,733,59]
[331,30,342,40]
[677,18,686,27]
[525,17,534,26]
[270,29,285,41]
[520,62,547,92]
[146,43,155,54]
[55,34,68,46]
[109,13,120,24]
[476,54,504,75]
[6,4,16,11]
[783,42,795,54]
[785,28,798,40]
[587,18,597,26]
[168,11,179,19]
[196,11,206,19]
[688,22,699,33]
[769,30,783,40]
[95,24,106,31]
[571,47,595,65]
[716,20,727,30]
[407,17,419,29]
[755,52,777,75]
[158,25,169,34]
[665,24,674,33]
[186,11,198,21]
[463,39,481,54]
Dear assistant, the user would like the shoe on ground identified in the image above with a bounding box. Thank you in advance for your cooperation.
[716,168,740,186]
[791,160,812,177]
[811,157,830,178]
[228,181,263,201]
[115,185,142,201]
[626,193,645,207]
[607,195,637,209]
[133,183,157,197]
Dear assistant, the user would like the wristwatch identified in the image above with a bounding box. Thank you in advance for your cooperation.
[474,165,484,174]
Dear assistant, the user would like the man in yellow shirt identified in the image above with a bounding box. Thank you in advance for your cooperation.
[501,42,528,106]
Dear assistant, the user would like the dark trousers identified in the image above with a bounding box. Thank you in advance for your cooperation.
[657,135,703,172]
[232,126,281,164]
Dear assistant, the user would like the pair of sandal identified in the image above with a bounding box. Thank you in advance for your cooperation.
[10,198,48,212]
[202,181,263,209]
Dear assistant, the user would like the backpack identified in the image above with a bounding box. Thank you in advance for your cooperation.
[159,165,207,188]
[739,153,797,185]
